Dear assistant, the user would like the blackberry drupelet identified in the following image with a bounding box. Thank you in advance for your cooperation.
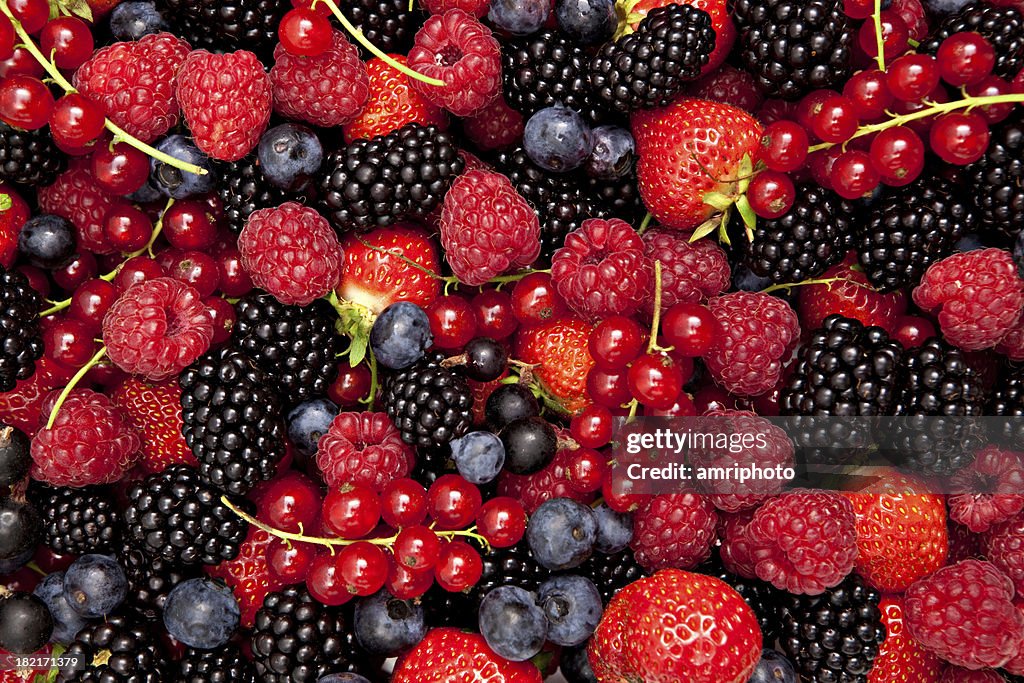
[39,485,121,556]
[233,293,345,406]
[856,173,976,292]
[746,183,855,284]
[992,365,1024,449]
[778,573,885,683]
[179,347,287,496]
[158,0,284,60]
[0,266,44,392]
[123,464,250,566]
[919,1,1024,78]
[57,614,169,683]
[217,155,287,235]
[411,445,455,486]
[587,172,646,226]
[699,551,783,644]
[319,123,464,233]
[576,548,647,605]
[590,4,715,112]
[732,0,854,100]
[967,110,1024,241]
[381,352,473,448]
[117,541,198,620]
[179,643,256,683]
[0,122,65,187]
[348,0,426,57]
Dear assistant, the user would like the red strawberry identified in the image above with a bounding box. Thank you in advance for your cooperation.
[623,0,736,74]
[868,596,943,683]
[392,628,543,683]
[111,377,197,474]
[515,316,595,415]
[0,184,29,268]
[342,55,449,143]
[204,526,283,629]
[336,224,441,315]
[799,252,908,334]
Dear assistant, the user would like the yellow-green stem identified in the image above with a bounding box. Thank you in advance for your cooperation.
[646,260,671,354]
[760,276,874,295]
[44,346,107,430]
[129,197,175,258]
[39,299,71,317]
[360,351,378,410]
[873,0,886,72]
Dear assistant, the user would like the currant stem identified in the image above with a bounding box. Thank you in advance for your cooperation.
[872,0,886,72]
[360,350,378,410]
[646,260,672,354]
[759,276,875,295]
[44,345,108,430]
[129,197,175,258]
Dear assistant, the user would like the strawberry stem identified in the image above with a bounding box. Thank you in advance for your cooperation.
[44,345,108,430]
[872,0,886,72]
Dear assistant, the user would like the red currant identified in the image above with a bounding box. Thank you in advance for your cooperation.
[90,142,149,195]
[49,94,105,148]
[808,147,843,190]
[930,112,990,165]
[885,53,939,102]
[471,289,517,340]
[510,272,568,326]
[338,541,388,597]
[278,8,332,57]
[0,75,54,130]
[167,250,221,298]
[645,392,698,416]
[966,76,1016,124]
[386,558,434,600]
[113,255,164,291]
[53,251,97,291]
[587,315,645,370]
[39,17,93,70]
[68,278,120,332]
[162,200,219,251]
[8,0,49,33]
[434,540,483,592]
[256,470,323,533]
[381,478,428,528]
[858,10,909,61]
[0,16,14,61]
[103,204,152,253]
[661,302,719,357]
[267,538,316,584]
[392,525,441,571]
[869,125,925,186]
[0,47,45,79]
[426,295,477,350]
[808,94,859,144]
[843,0,873,19]
[322,484,381,539]
[306,550,353,606]
[211,239,254,297]
[627,353,684,410]
[475,497,527,548]
[327,362,371,407]
[569,404,613,448]
[937,31,996,87]
[829,149,880,199]
[426,474,482,530]
[760,120,809,173]
[204,296,236,345]
[892,315,937,348]
[565,447,607,494]
[44,316,97,369]
[796,89,837,134]
[891,85,949,139]
[746,170,795,219]
[601,473,646,513]
[586,366,632,409]
[843,70,894,120]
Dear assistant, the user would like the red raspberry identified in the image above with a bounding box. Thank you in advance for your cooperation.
[38,161,119,255]
[686,64,763,113]
[905,559,1024,669]
[641,228,730,313]
[912,248,1024,351]
[73,32,191,143]
[551,218,654,319]
[175,50,272,162]
[439,169,540,286]
[461,95,524,151]
[420,0,490,16]
[102,277,214,382]
[705,291,801,396]
[996,311,1024,360]
[718,508,757,578]
[629,493,718,572]
[204,526,283,629]
[316,412,415,491]
[111,377,196,474]
[949,446,1024,533]
[0,358,69,436]
[744,489,857,595]
[497,441,595,514]
[938,668,1004,683]
[798,251,907,333]
[30,388,141,486]
[948,519,985,564]
[984,510,1024,597]
[892,0,928,42]
[343,55,448,143]
[269,30,369,128]
[407,9,502,117]
[238,202,343,305]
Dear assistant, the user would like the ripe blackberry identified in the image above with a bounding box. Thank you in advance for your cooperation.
[348,0,426,56]
[699,550,784,644]
[967,110,1024,241]
[732,0,855,100]
[233,293,345,406]
[587,173,646,226]
[159,0,284,60]
[117,541,198,620]
[856,173,976,292]
[920,1,1024,79]
[123,464,250,566]
[251,585,356,682]
[991,365,1024,449]
[411,445,455,486]
[38,485,121,556]
[576,548,647,605]
[319,123,464,233]
[179,643,256,683]
[58,614,169,683]
[179,347,287,496]
[746,183,855,284]
[0,122,65,187]
[778,573,885,683]
[217,155,287,235]
[0,266,43,392]
[381,352,473,448]
[590,4,715,112]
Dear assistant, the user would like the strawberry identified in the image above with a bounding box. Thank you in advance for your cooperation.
[632,98,763,232]
[0,185,28,269]
[589,569,762,683]
[621,0,736,74]
[336,224,441,315]
[515,316,595,415]
[798,252,908,334]
[392,627,543,683]
[204,526,283,629]
[342,55,449,143]
[112,377,197,474]
[868,596,942,683]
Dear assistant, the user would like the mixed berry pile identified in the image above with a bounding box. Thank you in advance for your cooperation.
[0,0,1023,681]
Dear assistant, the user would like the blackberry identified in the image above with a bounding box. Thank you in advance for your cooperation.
[587,173,646,225]
[381,352,473,448]
[746,183,855,284]
[590,4,715,112]
[39,485,121,556]
[117,541,198,620]
[179,643,256,683]
[411,445,455,486]
[0,122,65,187]
[57,614,169,683]
[251,585,356,682]
[576,548,647,605]
[319,123,464,233]
[179,347,287,496]
[699,551,784,644]
[217,155,287,235]
[967,110,1024,241]
[348,0,426,57]
[778,573,885,683]
[732,0,854,100]
[856,173,975,292]
[991,365,1024,449]
[123,464,250,566]
[0,266,43,392]
[233,293,345,405]
[920,1,1024,78]
[158,0,284,60]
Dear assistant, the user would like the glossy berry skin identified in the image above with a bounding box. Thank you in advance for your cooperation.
[808,94,858,144]
[843,69,893,120]
[830,149,880,199]
[858,10,909,60]
[392,525,441,570]
[569,405,613,449]
[511,272,568,326]
[476,497,527,548]
[0,75,54,130]
[44,317,97,369]
[103,204,151,252]
[471,289,517,340]
[869,125,925,186]
[17,214,75,270]
[886,53,939,102]
[278,8,332,57]
[256,470,322,533]
[91,142,150,195]
[588,315,645,370]
[39,17,93,70]
[930,112,990,165]
[760,120,808,173]
[661,303,719,357]
[322,484,381,539]
[426,474,482,530]
[628,353,686,410]
[327,363,371,408]
[746,170,795,219]
[267,538,315,584]
[381,478,428,528]
[338,542,388,597]
[162,200,218,251]
[8,0,48,33]
[49,93,105,148]
[434,540,482,592]
[426,295,477,350]
[937,31,996,87]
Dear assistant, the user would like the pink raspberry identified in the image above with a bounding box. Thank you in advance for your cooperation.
[38,161,119,255]
[316,412,414,491]
[686,64,763,113]
[641,228,730,314]
[102,277,214,382]
[73,32,191,143]
[497,444,596,514]
[718,508,757,578]
[629,493,718,572]
[912,248,1024,351]
[948,519,985,564]
[30,388,141,486]
[551,218,654,320]
[462,95,525,151]
[420,0,490,16]
[984,510,1024,597]
[996,311,1024,360]
[175,50,272,162]
[705,291,801,396]
[439,169,540,286]
[407,9,502,116]
[949,446,1024,533]
[238,202,343,305]
[905,559,1024,670]
[270,30,369,128]
[744,490,857,595]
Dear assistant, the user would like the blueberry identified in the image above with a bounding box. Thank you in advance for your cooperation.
[478,585,548,661]
[560,643,598,683]
[162,578,240,649]
[921,0,971,15]
[585,126,635,180]
[501,416,557,475]
[527,498,597,570]
[1013,230,1023,279]
[955,233,987,252]
[18,214,76,270]
[257,123,324,192]
[0,425,30,488]
[747,649,798,683]
[127,176,164,203]
[462,337,508,381]
[523,106,594,173]
[537,575,602,646]
[62,554,127,618]
[287,398,339,456]
[555,0,615,44]
[0,593,53,655]
[353,589,427,656]
[488,0,553,35]
[0,549,32,574]
[732,265,772,293]
[485,383,540,431]
[318,675,372,683]
[150,135,217,199]
[109,0,168,40]
[592,502,633,554]
[370,301,433,370]
[451,431,506,484]
[32,572,88,644]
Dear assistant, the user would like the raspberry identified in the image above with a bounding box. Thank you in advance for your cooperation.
[439,169,541,286]
[37,161,119,255]
[685,64,764,113]
[551,218,654,320]
[744,490,858,595]
[269,30,369,128]
[238,202,343,306]
[175,50,273,162]
[315,412,415,492]
[461,95,524,151]
[912,248,1024,351]
[629,493,718,572]
[905,559,1024,669]
[705,291,801,396]
[102,278,215,382]
[30,389,141,486]
[718,509,757,578]
[112,377,197,474]
[0,358,67,436]
[997,312,1024,361]
[342,55,449,143]
[641,228,730,313]
[984,510,1024,597]
[949,519,985,564]
[420,0,489,16]
[407,9,502,116]
[939,668,1005,683]
[73,32,191,143]
[497,444,596,514]
[203,526,282,629]
[949,446,1024,533]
